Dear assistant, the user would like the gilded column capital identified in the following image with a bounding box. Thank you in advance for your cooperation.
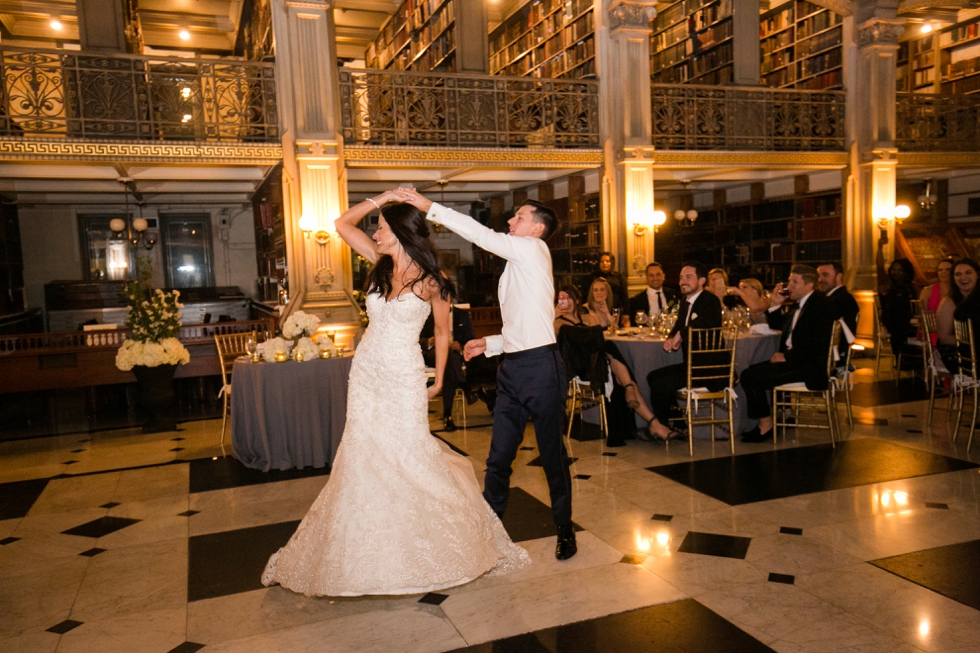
[284,0,333,9]
[857,18,904,49]
[606,0,658,32]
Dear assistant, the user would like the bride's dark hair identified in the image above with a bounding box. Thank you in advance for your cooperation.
[366,202,455,301]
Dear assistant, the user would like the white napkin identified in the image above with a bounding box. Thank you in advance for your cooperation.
[749,323,779,336]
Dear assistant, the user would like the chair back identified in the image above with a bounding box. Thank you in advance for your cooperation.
[953,319,978,380]
[825,320,842,378]
[684,326,738,389]
[872,294,885,335]
[921,310,940,366]
[556,324,607,388]
[214,331,255,386]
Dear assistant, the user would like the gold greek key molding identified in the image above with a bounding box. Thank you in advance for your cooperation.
[652,150,849,167]
[857,19,904,49]
[0,138,283,164]
[344,146,603,168]
[898,152,980,167]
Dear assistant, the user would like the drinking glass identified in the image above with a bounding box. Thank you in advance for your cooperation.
[635,311,648,336]
[610,309,621,335]
[246,336,258,362]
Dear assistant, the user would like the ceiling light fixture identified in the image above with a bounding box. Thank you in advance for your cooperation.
[179,29,191,41]
[918,181,937,210]
[50,19,63,31]
[921,24,933,34]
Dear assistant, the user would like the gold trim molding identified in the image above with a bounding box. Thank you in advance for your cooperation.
[0,138,283,164]
[652,150,849,167]
[344,146,604,168]
[898,152,980,167]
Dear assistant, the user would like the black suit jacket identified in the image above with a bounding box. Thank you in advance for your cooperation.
[669,291,723,351]
[825,286,860,355]
[766,292,835,389]
[628,287,679,325]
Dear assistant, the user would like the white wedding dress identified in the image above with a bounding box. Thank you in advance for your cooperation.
[262,291,530,597]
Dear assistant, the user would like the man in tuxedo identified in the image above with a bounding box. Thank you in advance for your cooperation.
[420,305,478,431]
[740,265,835,443]
[629,262,678,324]
[640,261,723,442]
[816,261,859,358]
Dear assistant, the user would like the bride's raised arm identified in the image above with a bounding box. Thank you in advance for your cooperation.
[335,190,400,265]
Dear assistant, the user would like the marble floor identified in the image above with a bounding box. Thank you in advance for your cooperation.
[2,365,980,653]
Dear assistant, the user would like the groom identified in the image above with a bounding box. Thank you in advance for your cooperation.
[396,188,576,561]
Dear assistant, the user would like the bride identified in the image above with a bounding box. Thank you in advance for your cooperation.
[261,192,531,597]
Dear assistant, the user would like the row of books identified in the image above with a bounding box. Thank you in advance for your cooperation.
[408,0,452,33]
[652,21,689,53]
[799,195,840,218]
[690,41,733,79]
[943,55,980,82]
[761,48,794,75]
[797,217,841,241]
[753,243,795,263]
[410,32,455,71]
[760,6,793,39]
[688,0,732,33]
[798,48,841,79]
[490,7,592,74]
[797,8,841,41]
[940,20,980,48]
[497,36,594,78]
[942,73,980,95]
[752,220,794,241]
[408,3,454,62]
[761,27,794,56]
[797,24,841,57]
[796,240,842,261]
[797,68,842,90]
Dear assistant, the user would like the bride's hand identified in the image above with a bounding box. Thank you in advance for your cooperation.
[427,383,442,401]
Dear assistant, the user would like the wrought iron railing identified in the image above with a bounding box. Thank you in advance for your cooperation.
[339,68,600,148]
[652,84,846,151]
[896,92,980,152]
[0,47,278,142]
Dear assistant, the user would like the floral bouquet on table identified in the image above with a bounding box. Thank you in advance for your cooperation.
[281,310,321,362]
[115,263,190,371]
[262,337,292,363]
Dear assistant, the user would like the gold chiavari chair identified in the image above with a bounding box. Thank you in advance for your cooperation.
[920,311,954,425]
[773,321,842,447]
[951,319,979,451]
[214,331,256,444]
[674,326,739,456]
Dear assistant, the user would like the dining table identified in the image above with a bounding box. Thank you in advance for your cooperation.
[605,329,781,438]
[230,354,354,472]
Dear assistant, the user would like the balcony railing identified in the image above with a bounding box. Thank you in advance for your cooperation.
[896,92,980,152]
[652,84,846,151]
[0,47,278,142]
[339,69,600,148]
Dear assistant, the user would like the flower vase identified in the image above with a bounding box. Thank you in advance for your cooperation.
[132,364,178,433]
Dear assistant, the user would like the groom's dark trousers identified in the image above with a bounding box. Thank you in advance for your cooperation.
[483,344,573,527]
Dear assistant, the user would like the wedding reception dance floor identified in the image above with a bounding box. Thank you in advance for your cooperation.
[2,364,980,653]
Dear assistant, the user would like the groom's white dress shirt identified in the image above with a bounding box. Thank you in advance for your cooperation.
[426,203,555,356]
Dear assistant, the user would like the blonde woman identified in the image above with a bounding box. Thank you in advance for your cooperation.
[728,278,771,325]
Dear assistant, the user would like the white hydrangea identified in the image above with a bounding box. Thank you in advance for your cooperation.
[281,310,321,339]
[316,333,336,354]
[115,337,190,371]
[262,336,292,363]
[293,336,320,362]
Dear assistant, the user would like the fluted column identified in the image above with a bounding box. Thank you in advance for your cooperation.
[271,0,359,327]
[598,0,658,293]
[845,5,903,340]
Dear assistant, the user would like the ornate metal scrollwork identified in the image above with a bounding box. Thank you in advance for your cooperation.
[339,69,599,149]
[896,92,980,153]
[0,46,278,142]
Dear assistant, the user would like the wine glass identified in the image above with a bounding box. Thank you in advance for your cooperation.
[246,335,257,362]
[635,311,648,336]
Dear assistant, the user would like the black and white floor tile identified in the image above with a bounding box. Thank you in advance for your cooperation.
[2,363,980,652]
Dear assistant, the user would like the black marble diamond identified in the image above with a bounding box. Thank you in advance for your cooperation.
[574,474,591,480]
[871,539,980,610]
[62,460,79,465]
[419,592,449,606]
[0,536,21,545]
[497,487,583,543]
[678,531,751,559]
[70,449,86,453]
[902,414,918,418]
[907,429,923,434]
[62,516,141,538]
[99,502,121,509]
[651,514,673,522]
[925,502,949,510]
[46,619,83,634]
[167,643,206,653]
[170,447,185,452]
[780,527,803,536]
[178,510,200,517]
[79,548,107,557]
[527,456,577,467]
[621,555,646,564]
[768,573,795,585]
[0,478,49,520]
[171,437,186,442]
[602,452,617,457]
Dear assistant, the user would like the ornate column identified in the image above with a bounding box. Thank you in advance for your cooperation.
[271,0,359,327]
[76,0,143,53]
[845,4,903,340]
[598,0,658,293]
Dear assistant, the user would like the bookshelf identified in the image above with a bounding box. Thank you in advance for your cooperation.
[650,0,734,85]
[940,15,980,95]
[487,0,596,79]
[759,0,843,91]
[0,203,24,315]
[366,0,460,72]
[550,192,601,290]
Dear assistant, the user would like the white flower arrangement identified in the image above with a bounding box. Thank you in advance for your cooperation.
[116,337,190,371]
[262,336,292,363]
[293,337,320,362]
[282,310,321,339]
[316,333,337,354]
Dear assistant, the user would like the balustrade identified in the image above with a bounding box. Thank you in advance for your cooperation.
[896,92,980,152]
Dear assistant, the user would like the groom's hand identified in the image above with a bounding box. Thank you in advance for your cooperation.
[392,187,433,213]
[463,338,486,361]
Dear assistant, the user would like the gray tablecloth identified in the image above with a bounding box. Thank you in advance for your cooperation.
[231,355,354,472]
[606,332,781,438]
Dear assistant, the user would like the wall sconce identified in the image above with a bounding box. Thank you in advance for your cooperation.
[918,181,936,210]
[674,209,698,227]
[313,230,330,245]
[876,204,911,231]
[634,210,666,236]
[299,215,315,239]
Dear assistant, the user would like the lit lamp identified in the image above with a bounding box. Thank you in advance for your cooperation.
[299,215,314,238]
[674,209,698,227]
[876,204,911,232]
[299,215,331,245]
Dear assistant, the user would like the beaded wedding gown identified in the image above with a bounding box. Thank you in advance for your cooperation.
[262,291,530,597]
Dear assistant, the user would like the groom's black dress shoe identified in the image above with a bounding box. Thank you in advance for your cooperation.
[443,416,456,432]
[556,525,577,561]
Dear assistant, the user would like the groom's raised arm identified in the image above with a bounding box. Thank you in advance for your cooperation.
[426,203,536,263]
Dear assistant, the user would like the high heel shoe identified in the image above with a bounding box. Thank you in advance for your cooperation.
[624,382,641,409]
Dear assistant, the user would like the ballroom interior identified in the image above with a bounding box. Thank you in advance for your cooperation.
[2,0,980,651]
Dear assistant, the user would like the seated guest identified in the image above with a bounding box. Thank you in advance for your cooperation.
[740,265,835,443]
[816,261,860,358]
[629,262,678,324]
[940,258,980,372]
[921,258,955,314]
[420,305,478,431]
[708,268,740,309]
[876,234,919,357]
[556,285,657,429]
[582,252,630,326]
[727,278,771,324]
[640,262,723,443]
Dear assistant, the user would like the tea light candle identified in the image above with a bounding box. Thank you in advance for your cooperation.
[274,351,287,363]
[295,349,304,362]
[319,349,332,359]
